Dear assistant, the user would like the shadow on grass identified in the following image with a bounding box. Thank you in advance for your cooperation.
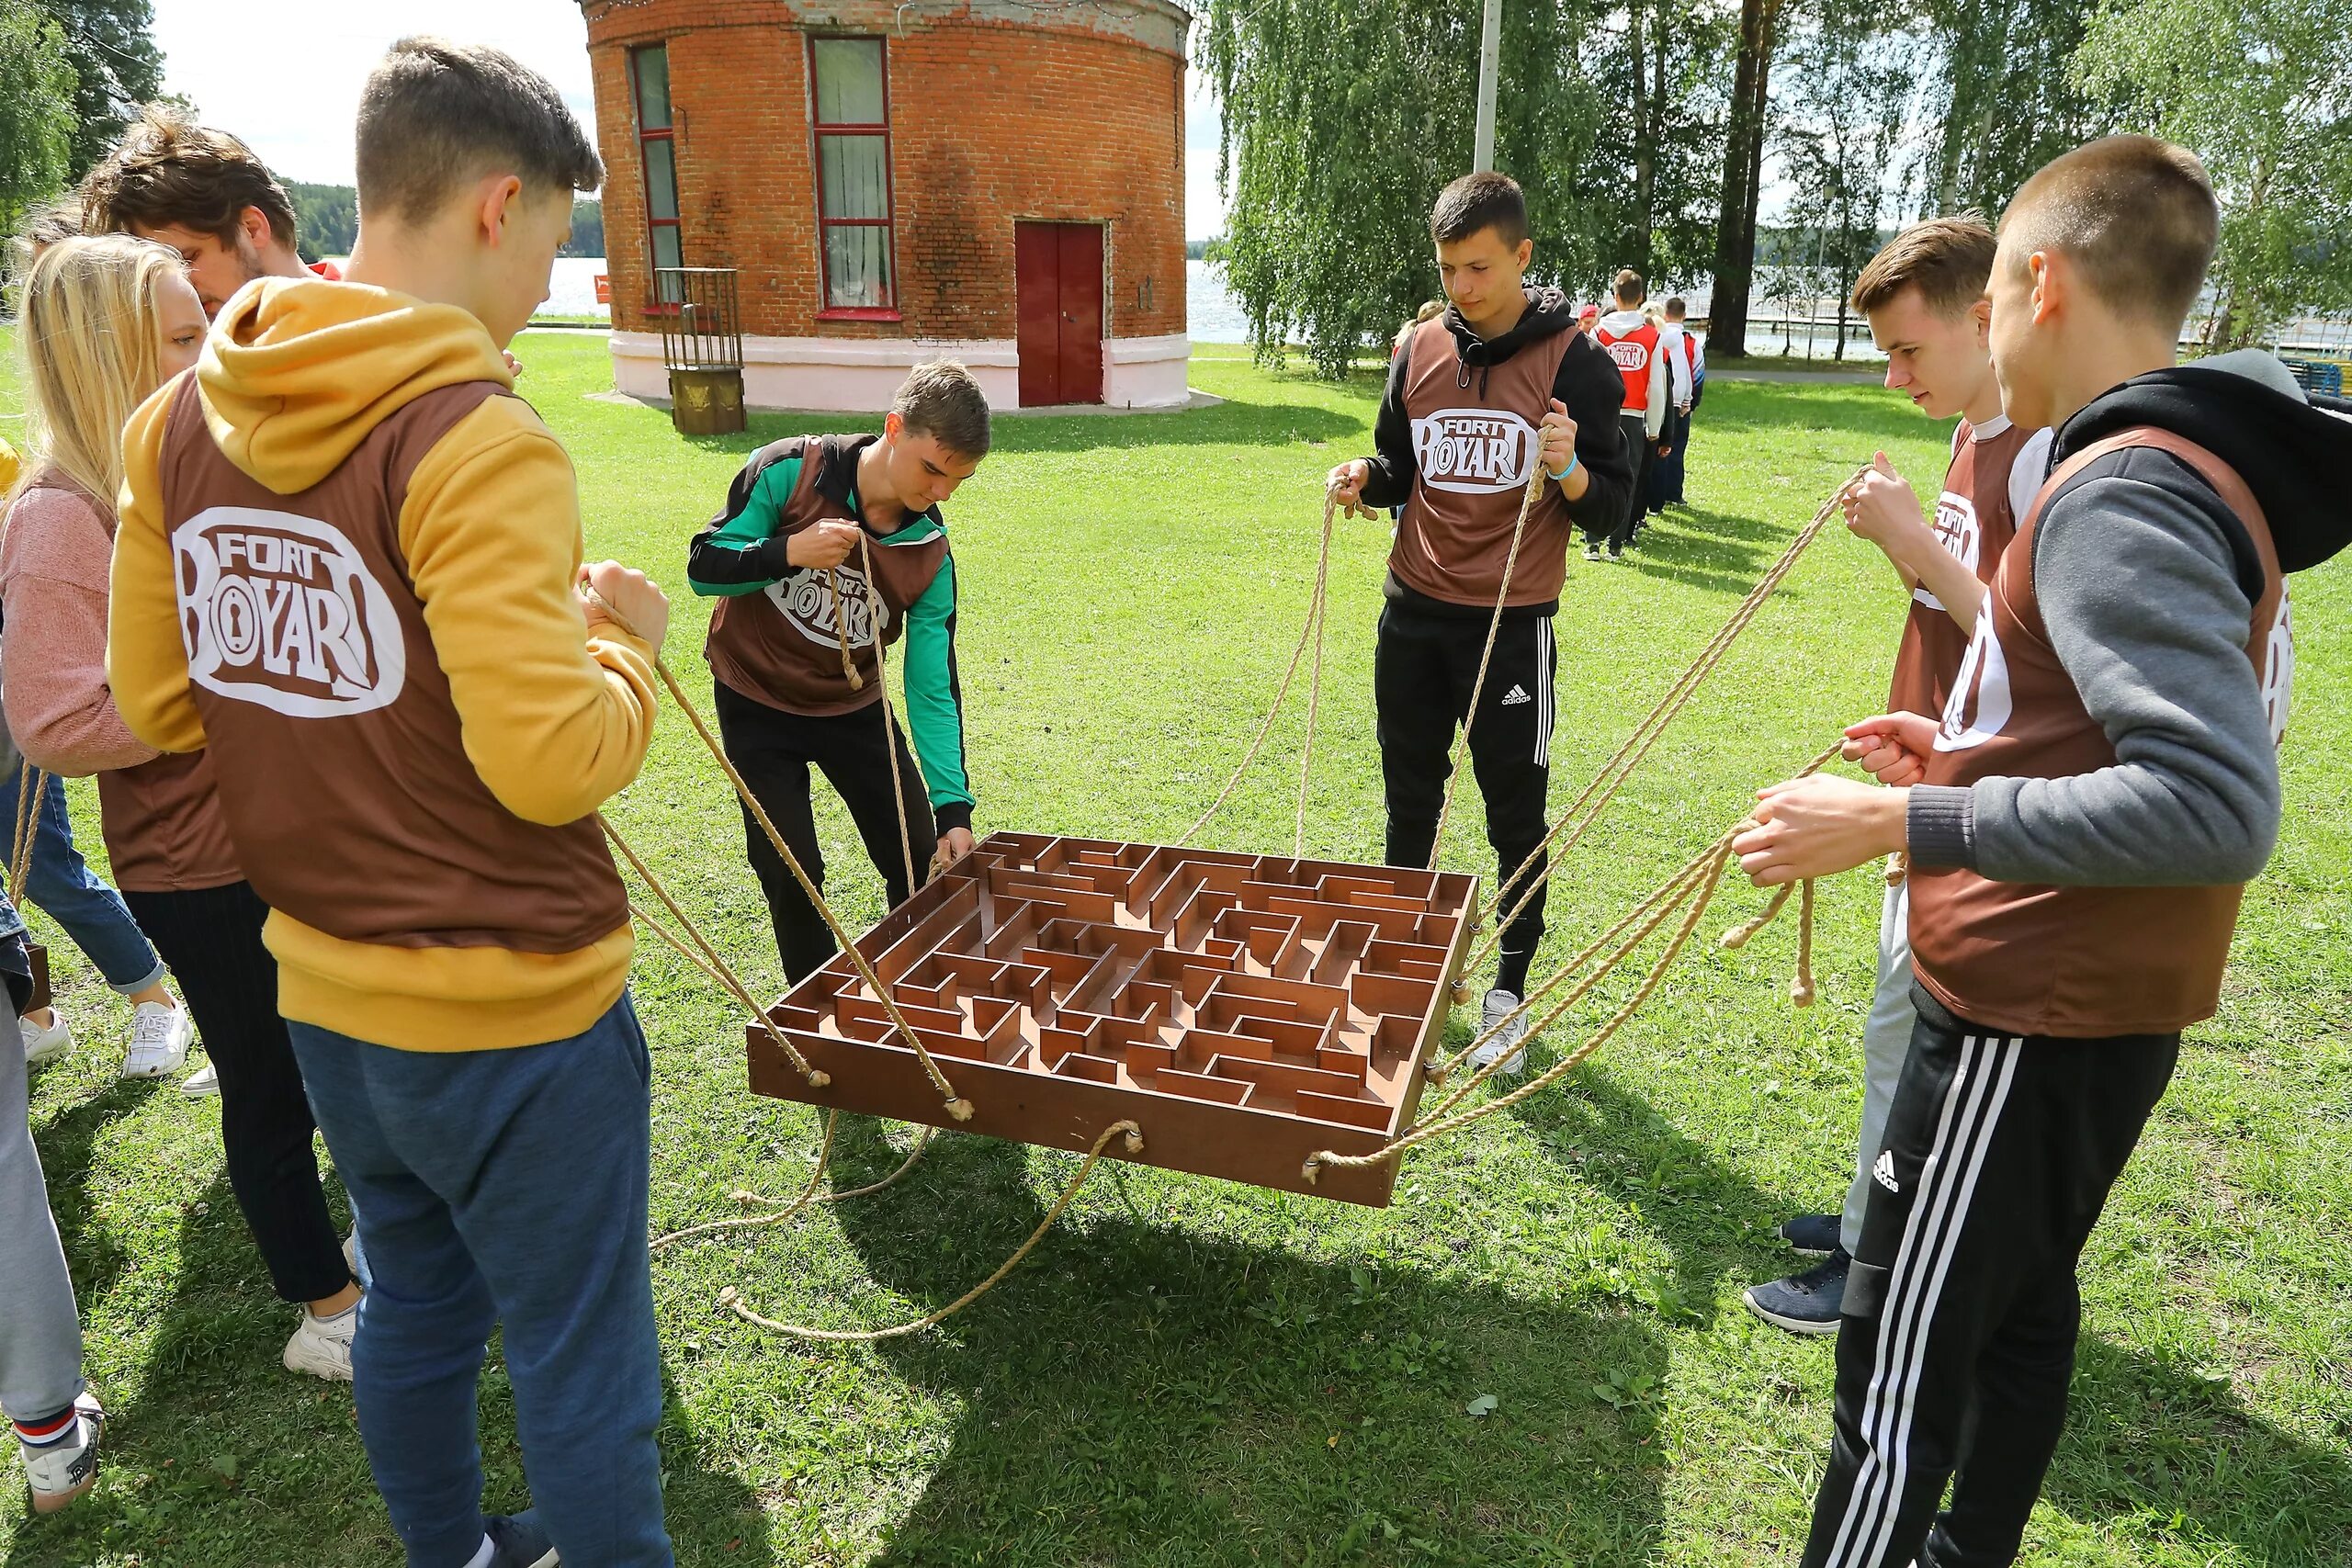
[32,1072,163,1315]
[8,1161,771,1568]
[807,1117,1673,1567]
[2041,1332,2352,1562]
[1498,1066,2352,1564]
[1598,507,1784,597]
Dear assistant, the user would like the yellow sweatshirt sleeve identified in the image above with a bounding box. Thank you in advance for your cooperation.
[399,398,657,826]
[107,379,211,753]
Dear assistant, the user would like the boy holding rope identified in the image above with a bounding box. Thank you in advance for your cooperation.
[110,39,673,1566]
[1329,172,1633,1073]
[1736,136,2351,1567]
[686,363,986,983]
[1744,215,2050,1336]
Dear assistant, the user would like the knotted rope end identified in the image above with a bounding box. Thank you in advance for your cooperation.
[1117,1122,1145,1155]
[1299,1154,1323,1184]
[946,1097,977,1122]
[808,1068,833,1089]
[1718,919,1765,951]
[1790,976,1817,1008]
[717,1286,742,1309]
[1449,977,1473,1008]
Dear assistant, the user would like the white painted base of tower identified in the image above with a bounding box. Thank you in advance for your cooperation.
[608,331,1192,413]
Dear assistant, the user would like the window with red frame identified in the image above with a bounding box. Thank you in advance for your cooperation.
[629,44,684,306]
[809,37,896,315]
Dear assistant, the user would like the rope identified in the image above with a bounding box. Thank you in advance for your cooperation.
[716,1120,1143,1341]
[1293,495,1337,857]
[830,567,865,691]
[603,816,830,1088]
[1304,739,1844,1186]
[856,531,922,898]
[1791,877,1817,1007]
[1426,462,1545,871]
[10,761,47,903]
[1461,467,1869,975]
[1178,491,1339,848]
[582,585,974,1122]
[628,896,736,990]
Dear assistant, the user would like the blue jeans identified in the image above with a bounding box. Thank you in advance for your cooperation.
[289,995,673,1568]
[0,768,165,994]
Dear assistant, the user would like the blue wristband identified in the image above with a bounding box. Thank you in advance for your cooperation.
[1546,451,1579,483]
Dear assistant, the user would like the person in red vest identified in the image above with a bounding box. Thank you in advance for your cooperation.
[1736,135,2352,1568]
[1589,269,1668,559]
[1649,296,1702,511]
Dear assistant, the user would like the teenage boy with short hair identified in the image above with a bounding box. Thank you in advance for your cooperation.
[82,105,338,317]
[686,360,987,983]
[110,38,673,1567]
[1328,172,1633,1072]
[1736,135,2351,1568]
[1743,214,2051,1336]
[1590,268,1668,558]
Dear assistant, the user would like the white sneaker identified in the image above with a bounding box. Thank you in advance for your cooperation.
[283,1309,356,1382]
[179,1057,220,1098]
[120,1001,191,1080]
[20,1392,104,1515]
[20,1010,72,1067]
[1470,988,1531,1076]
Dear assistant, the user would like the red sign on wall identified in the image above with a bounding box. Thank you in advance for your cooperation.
[594,273,612,305]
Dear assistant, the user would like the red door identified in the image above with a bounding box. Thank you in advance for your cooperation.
[1015,221,1104,406]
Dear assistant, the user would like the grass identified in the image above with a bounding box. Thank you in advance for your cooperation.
[3,331,2347,1566]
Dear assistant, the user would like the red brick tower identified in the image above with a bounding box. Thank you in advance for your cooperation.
[580,0,1191,411]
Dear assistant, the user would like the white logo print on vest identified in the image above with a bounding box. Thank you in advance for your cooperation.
[2262,592,2294,747]
[768,562,881,650]
[1914,490,1984,613]
[174,507,406,717]
[1935,604,2013,751]
[1410,409,1536,494]
[1604,339,1650,372]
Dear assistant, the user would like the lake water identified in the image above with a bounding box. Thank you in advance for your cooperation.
[522,255,2352,360]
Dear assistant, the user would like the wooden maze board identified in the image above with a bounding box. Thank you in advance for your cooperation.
[746,832,1480,1206]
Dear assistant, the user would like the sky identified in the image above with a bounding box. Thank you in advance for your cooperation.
[148,0,1238,241]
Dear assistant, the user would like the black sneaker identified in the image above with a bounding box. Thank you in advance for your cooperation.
[486,1511,559,1568]
[1743,1249,1850,1336]
[1778,1213,1841,1257]
[1606,544,1624,561]
[1584,540,1603,561]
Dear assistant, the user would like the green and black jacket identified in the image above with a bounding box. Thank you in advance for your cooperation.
[688,434,972,831]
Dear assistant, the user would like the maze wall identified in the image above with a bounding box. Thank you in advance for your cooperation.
[747,833,1479,1204]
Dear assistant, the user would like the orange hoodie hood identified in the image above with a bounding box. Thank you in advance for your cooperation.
[197,276,511,496]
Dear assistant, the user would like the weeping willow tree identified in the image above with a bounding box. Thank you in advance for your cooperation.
[1913,0,2105,220]
[1199,0,1614,377]
[2073,0,2352,347]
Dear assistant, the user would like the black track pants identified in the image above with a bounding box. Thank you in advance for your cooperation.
[713,679,936,985]
[1801,987,2177,1568]
[1374,601,1556,985]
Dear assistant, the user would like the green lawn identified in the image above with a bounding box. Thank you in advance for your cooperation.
[4,333,2347,1566]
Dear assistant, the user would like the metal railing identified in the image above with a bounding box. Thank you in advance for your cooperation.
[654,267,743,372]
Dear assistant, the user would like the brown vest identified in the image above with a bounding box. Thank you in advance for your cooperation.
[1909,428,2290,1036]
[1390,316,1577,609]
[154,376,625,953]
[704,437,951,716]
[1885,420,2031,718]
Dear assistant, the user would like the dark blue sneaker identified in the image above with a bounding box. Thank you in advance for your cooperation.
[1743,1248,1850,1336]
[486,1511,558,1568]
[1778,1213,1841,1257]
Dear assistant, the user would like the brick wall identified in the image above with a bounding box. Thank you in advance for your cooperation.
[583,0,1186,344]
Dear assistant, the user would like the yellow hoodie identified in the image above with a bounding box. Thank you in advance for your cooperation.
[0,436,22,497]
[110,277,656,1049]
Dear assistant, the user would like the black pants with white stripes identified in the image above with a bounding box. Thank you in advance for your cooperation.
[1802,986,2177,1568]
[1374,601,1555,991]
